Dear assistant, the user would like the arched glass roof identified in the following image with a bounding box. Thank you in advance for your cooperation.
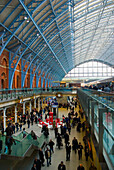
[0,0,114,82]
[73,0,114,67]
[63,60,114,81]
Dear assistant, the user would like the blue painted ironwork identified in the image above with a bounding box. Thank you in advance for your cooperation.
[9,37,37,89]
[18,0,67,74]
[0,0,12,14]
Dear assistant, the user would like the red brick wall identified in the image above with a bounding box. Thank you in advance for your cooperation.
[38,77,41,87]
[0,50,9,89]
[0,51,50,89]
[32,74,36,88]
[43,79,45,88]
[12,60,21,89]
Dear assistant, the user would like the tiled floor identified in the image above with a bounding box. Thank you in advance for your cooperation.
[14,104,101,170]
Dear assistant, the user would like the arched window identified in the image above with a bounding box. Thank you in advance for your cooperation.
[1,73,6,89]
[1,79,4,89]
[2,58,7,67]
[27,77,29,88]
[63,61,114,80]
[17,75,19,88]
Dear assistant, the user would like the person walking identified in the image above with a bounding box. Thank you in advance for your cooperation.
[72,137,78,154]
[31,164,37,170]
[5,136,16,154]
[22,128,26,138]
[67,123,71,135]
[39,148,45,166]
[19,123,22,131]
[64,133,69,146]
[85,147,89,161]
[57,133,62,149]
[15,122,19,132]
[27,119,30,128]
[12,124,15,134]
[31,115,34,125]
[58,161,66,170]
[54,126,58,138]
[49,139,55,153]
[66,142,71,161]
[77,164,85,170]
[45,147,51,167]
[78,142,83,160]
[34,157,41,170]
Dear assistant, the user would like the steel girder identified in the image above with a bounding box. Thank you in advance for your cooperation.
[0,0,74,89]
[9,37,37,89]
[19,0,67,74]
[73,0,114,67]
[1,23,62,88]
[49,0,70,68]
[1,1,61,75]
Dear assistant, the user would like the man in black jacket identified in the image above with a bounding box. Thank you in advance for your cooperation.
[49,139,55,153]
[45,147,51,167]
[39,148,45,166]
[58,161,66,170]
[72,137,78,153]
[66,142,71,161]
[78,142,83,160]
[34,157,41,170]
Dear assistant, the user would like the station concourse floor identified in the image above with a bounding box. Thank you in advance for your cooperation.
[14,105,101,170]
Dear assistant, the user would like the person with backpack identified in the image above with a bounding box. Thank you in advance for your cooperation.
[45,147,51,167]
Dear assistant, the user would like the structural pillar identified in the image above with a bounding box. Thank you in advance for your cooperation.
[29,100,32,113]
[3,108,6,130]
[15,105,17,123]
[41,97,43,106]
[23,102,25,115]
[38,98,40,112]
[98,107,105,162]
[34,98,36,108]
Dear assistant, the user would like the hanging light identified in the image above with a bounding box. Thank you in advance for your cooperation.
[24,16,27,20]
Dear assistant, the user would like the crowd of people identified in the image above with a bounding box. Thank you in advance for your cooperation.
[31,97,97,170]
[0,96,98,169]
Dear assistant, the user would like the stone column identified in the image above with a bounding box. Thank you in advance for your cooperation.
[15,105,17,123]
[29,100,32,113]
[23,102,25,115]
[3,108,7,130]
[38,98,40,112]
[34,98,36,108]
[98,107,105,162]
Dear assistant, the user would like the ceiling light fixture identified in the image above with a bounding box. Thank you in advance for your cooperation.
[24,16,27,20]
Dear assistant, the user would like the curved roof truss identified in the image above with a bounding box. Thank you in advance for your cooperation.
[0,0,114,88]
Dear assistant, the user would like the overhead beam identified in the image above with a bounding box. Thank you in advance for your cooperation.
[19,0,67,74]
[49,0,70,68]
